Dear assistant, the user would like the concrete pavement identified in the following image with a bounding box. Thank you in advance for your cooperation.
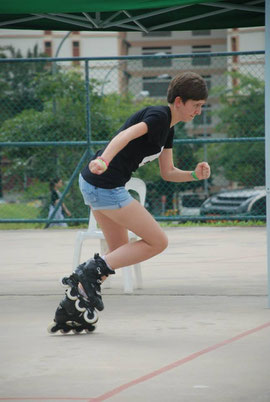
[0,227,269,401]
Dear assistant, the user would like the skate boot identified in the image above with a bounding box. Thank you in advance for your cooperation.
[73,253,115,311]
[47,293,97,334]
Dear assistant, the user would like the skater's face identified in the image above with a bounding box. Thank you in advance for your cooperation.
[175,97,205,122]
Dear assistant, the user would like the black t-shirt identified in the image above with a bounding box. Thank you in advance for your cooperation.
[81,105,174,188]
[51,189,59,206]
[51,189,63,212]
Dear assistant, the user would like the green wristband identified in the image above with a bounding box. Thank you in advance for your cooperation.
[191,171,199,181]
[97,158,108,171]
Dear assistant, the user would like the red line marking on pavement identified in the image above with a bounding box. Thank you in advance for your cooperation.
[1,322,270,402]
[91,321,270,401]
[0,399,94,401]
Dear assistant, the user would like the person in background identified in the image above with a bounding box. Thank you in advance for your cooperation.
[48,177,71,227]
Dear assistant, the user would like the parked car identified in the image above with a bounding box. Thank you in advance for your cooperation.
[200,187,266,217]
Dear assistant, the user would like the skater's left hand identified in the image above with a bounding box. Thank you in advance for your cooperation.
[194,162,211,180]
[89,158,108,175]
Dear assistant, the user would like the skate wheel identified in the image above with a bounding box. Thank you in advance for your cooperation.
[47,322,58,334]
[66,287,78,301]
[72,328,84,334]
[75,299,86,312]
[84,309,98,324]
[60,275,70,287]
[60,328,71,334]
[85,326,96,333]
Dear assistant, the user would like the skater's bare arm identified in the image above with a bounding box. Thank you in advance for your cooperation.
[89,122,148,175]
[159,148,211,182]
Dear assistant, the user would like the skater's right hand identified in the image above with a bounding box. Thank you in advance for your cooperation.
[194,162,211,180]
[89,158,108,175]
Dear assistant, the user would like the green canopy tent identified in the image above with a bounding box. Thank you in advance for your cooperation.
[0,0,266,31]
[0,0,269,306]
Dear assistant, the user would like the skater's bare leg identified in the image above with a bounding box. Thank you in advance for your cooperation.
[92,209,129,253]
[77,200,167,302]
[93,200,168,270]
[89,209,129,282]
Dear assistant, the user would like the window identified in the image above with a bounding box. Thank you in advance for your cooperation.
[72,41,80,64]
[142,75,171,97]
[142,47,172,68]
[72,41,80,57]
[192,30,211,36]
[192,45,211,66]
[44,41,52,57]
[142,31,172,37]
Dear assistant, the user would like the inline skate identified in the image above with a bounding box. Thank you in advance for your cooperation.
[48,253,115,335]
[47,293,97,334]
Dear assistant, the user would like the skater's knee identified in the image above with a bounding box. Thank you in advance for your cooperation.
[153,231,168,254]
[160,232,169,251]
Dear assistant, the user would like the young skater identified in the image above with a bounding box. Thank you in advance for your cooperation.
[48,71,211,334]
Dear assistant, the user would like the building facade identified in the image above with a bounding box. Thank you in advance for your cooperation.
[0,29,120,58]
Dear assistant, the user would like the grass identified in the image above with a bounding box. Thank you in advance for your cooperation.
[0,202,85,229]
[0,203,43,229]
[0,203,40,218]
[160,220,266,228]
[0,202,266,229]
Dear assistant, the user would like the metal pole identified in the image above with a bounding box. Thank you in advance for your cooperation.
[85,60,92,156]
[203,106,209,197]
[0,151,2,198]
[265,0,270,307]
[52,31,72,74]
[52,32,72,115]
[100,63,118,96]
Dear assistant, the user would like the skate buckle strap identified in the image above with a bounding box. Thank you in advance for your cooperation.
[97,266,102,276]
[94,253,115,276]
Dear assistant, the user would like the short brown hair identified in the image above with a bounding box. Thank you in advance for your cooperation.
[167,72,208,104]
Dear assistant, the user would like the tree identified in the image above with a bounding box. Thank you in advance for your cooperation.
[211,72,265,187]
[0,45,47,124]
[0,70,104,186]
[0,45,49,197]
[0,69,170,219]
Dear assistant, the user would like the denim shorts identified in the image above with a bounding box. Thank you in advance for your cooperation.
[79,174,133,210]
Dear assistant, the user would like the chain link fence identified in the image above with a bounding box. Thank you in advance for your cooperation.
[0,51,265,226]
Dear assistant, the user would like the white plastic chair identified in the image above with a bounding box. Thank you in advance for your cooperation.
[72,177,146,293]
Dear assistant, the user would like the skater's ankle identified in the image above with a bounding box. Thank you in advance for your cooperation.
[101,255,115,273]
